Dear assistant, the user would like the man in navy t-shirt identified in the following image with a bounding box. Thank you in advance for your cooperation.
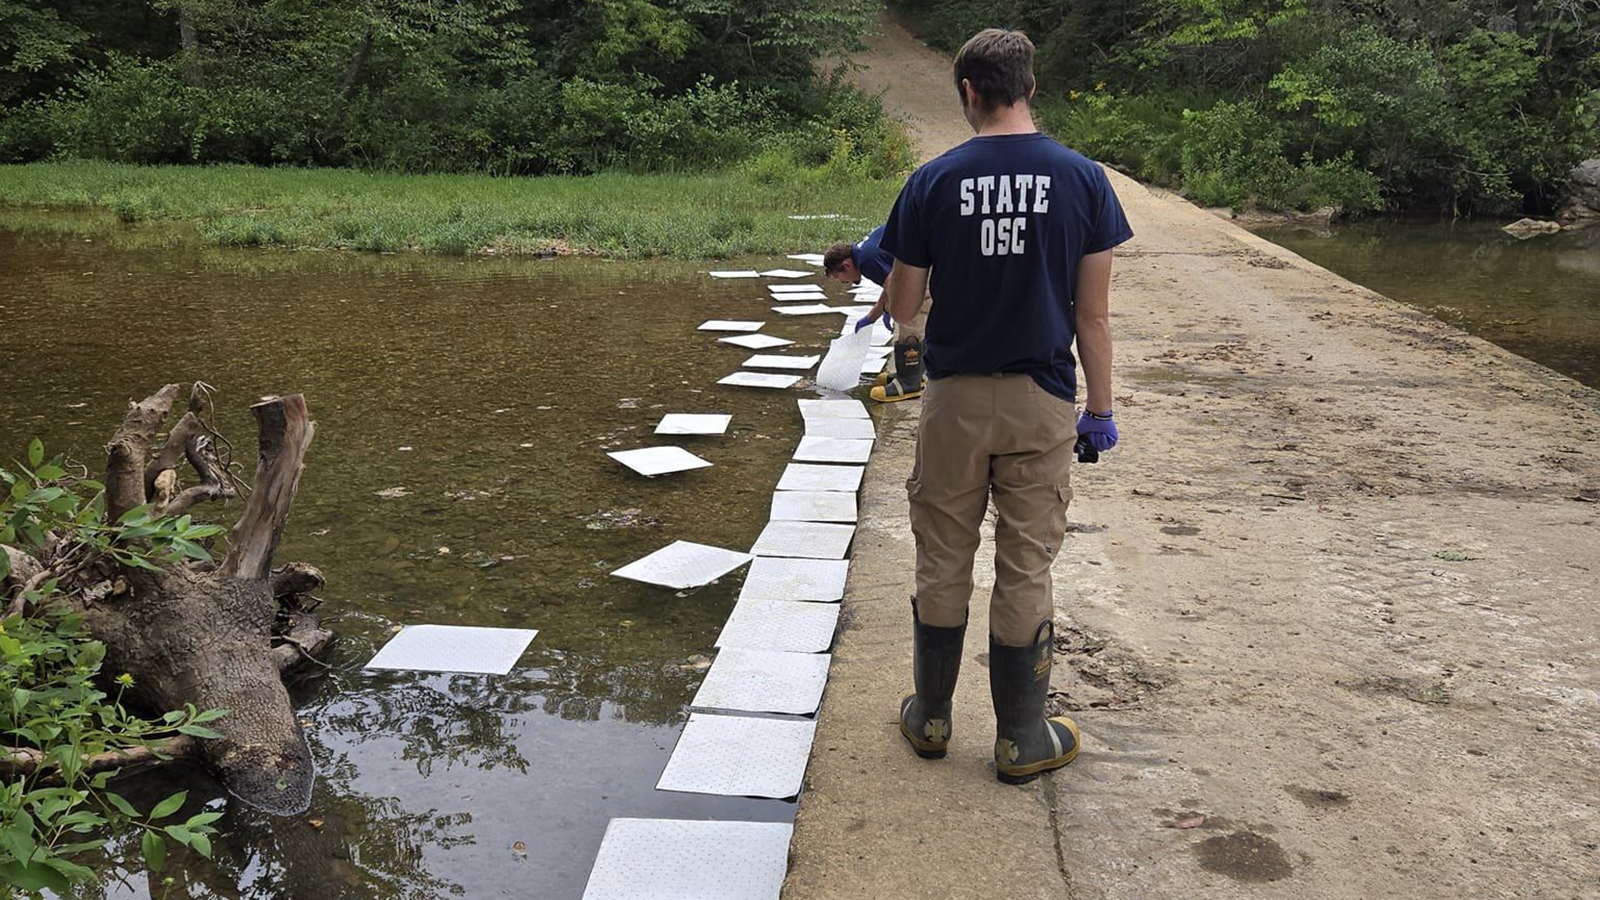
[822,225,933,402]
[881,28,1132,786]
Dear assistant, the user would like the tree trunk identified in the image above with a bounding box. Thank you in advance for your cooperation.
[178,5,201,87]
[27,386,332,815]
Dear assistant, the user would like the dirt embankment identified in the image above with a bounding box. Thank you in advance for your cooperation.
[787,14,1600,900]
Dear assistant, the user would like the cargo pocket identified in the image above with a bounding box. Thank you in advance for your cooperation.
[1044,483,1072,557]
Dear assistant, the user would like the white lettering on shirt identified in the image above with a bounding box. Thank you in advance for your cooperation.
[1014,174,1034,212]
[961,174,1045,257]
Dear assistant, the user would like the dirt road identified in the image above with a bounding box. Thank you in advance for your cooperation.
[786,14,1600,899]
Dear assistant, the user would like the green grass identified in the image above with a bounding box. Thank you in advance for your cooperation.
[0,159,904,258]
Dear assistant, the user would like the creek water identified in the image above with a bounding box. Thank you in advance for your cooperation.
[1257,219,1600,390]
[0,226,857,899]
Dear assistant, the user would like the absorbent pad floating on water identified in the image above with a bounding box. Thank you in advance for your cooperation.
[610,540,753,590]
[580,818,792,900]
[718,371,802,390]
[760,269,815,279]
[770,293,829,303]
[788,253,826,265]
[769,490,857,523]
[655,414,731,436]
[715,598,841,653]
[776,463,864,492]
[769,283,825,293]
[690,647,831,715]
[739,557,849,603]
[793,436,873,464]
[743,353,820,371]
[719,333,793,350]
[365,624,538,676]
[708,270,760,278]
[750,520,856,559]
[698,320,764,332]
[656,713,817,799]
[607,446,713,477]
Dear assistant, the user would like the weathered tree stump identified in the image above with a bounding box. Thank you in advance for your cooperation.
[2,384,332,815]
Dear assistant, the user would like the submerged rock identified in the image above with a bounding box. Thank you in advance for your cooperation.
[1502,217,1562,239]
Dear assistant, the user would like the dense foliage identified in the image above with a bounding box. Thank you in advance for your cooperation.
[0,0,911,178]
[896,0,1600,215]
[2,440,227,894]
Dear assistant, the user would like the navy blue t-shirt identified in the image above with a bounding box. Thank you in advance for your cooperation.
[880,133,1133,401]
[851,224,895,286]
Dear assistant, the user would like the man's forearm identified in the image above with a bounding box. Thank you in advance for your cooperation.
[1077,319,1114,413]
[885,263,928,324]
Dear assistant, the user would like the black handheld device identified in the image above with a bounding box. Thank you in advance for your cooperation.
[1074,434,1099,464]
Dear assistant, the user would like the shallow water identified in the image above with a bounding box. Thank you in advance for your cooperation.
[0,228,857,899]
[1256,219,1600,389]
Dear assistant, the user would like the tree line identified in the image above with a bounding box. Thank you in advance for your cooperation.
[0,0,909,178]
[897,0,1599,216]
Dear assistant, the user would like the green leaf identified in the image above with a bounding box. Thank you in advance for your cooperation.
[103,792,139,818]
[41,854,97,881]
[164,824,193,847]
[0,858,70,893]
[116,502,154,525]
[185,811,223,828]
[149,789,188,821]
[0,817,36,860]
[141,829,167,872]
[169,537,213,561]
[34,464,67,482]
[191,707,229,723]
[0,548,9,582]
[176,723,223,739]
[50,838,107,856]
[28,438,44,469]
[188,830,212,858]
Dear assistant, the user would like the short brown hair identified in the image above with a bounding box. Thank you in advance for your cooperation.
[954,29,1036,111]
[822,241,854,274]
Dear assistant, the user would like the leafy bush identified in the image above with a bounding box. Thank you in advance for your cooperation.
[2,440,228,894]
[894,0,1599,216]
[0,0,903,179]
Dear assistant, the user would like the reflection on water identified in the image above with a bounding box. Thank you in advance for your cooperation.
[0,228,844,899]
[1257,219,1600,389]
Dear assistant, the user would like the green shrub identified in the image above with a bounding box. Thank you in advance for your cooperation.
[2,440,228,894]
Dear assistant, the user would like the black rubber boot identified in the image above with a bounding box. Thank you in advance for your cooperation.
[899,597,966,759]
[871,338,924,403]
[990,622,1081,784]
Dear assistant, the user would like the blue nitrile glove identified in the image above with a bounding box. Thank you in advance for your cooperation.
[853,309,894,332]
[1076,410,1118,452]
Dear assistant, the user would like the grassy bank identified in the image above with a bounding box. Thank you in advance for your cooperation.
[0,158,903,258]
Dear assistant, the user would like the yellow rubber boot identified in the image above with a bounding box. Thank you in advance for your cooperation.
[870,339,924,403]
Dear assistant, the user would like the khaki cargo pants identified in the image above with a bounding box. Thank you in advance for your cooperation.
[906,374,1075,646]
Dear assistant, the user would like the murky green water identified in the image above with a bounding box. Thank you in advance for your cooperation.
[1257,219,1600,389]
[0,227,853,899]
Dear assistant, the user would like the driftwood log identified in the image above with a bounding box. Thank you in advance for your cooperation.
[1,385,331,815]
